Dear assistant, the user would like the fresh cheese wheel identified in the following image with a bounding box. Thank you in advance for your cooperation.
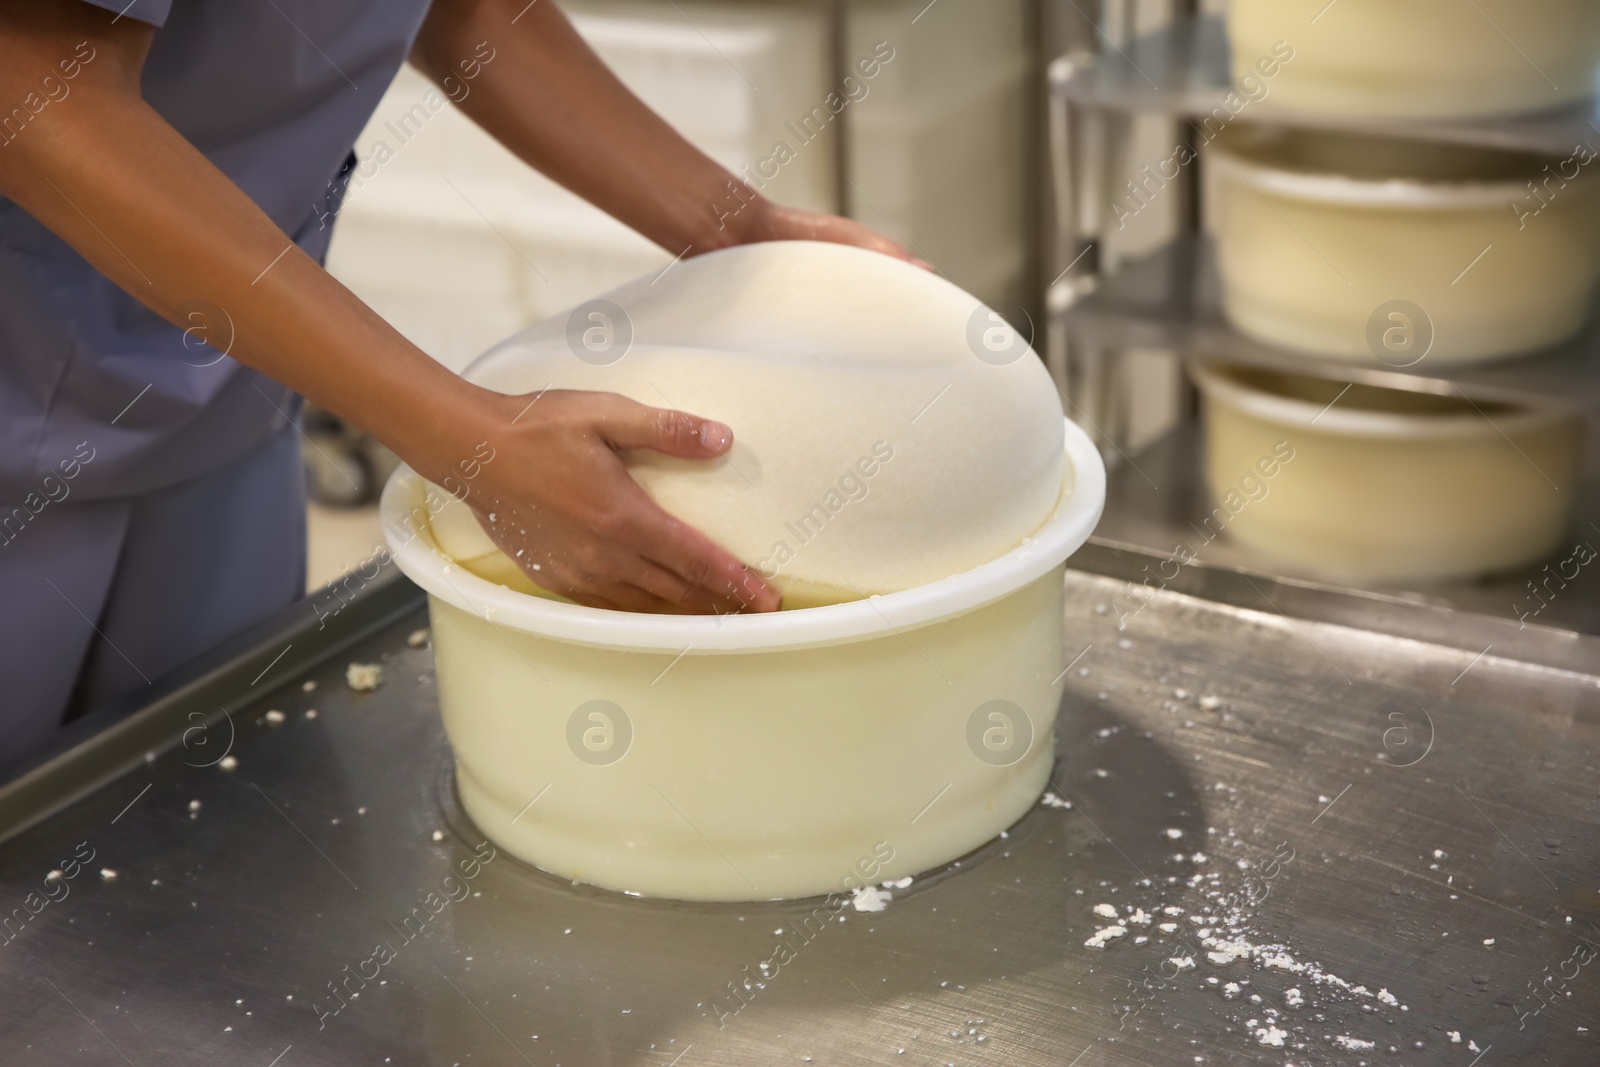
[427,240,1064,607]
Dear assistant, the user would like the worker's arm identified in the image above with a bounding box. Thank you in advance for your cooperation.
[0,2,777,614]
[410,0,920,262]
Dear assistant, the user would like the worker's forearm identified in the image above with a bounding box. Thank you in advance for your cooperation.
[413,0,758,256]
[0,53,488,485]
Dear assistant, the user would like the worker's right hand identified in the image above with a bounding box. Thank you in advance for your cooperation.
[433,388,780,616]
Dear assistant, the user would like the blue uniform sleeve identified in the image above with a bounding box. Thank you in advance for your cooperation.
[76,0,172,28]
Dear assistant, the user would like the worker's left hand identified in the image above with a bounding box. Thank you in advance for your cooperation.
[729,201,935,272]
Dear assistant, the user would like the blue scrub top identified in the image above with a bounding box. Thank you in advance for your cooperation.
[0,0,434,502]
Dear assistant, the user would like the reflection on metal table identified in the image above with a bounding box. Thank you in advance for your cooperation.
[0,560,1595,1065]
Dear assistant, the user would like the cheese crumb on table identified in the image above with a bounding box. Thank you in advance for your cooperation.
[1254,1025,1287,1047]
[1084,924,1126,948]
[346,662,383,691]
[850,885,892,913]
[407,628,430,648]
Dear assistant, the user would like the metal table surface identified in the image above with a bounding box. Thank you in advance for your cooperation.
[0,554,1597,1066]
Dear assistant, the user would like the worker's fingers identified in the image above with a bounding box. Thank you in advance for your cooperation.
[585,577,710,616]
[633,508,779,614]
[742,204,928,269]
[568,442,778,613]
[562,581,657,614]
[546,560,704,616]
[607,483,779,614]
[524,560,633,613]
[839,224,915,262]
[609,558,719,614]
[502,495,766,614]
[593,395,733,460]
[574,564,765,616]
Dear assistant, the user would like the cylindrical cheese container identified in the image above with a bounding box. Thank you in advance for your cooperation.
[1193,362,1583,583]
[381,420,1105,902]
[1229,0,1600,118]
[1208,125,1600,364]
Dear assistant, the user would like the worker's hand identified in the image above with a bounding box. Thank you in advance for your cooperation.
[454,389,780,615]
[730,200,935,272]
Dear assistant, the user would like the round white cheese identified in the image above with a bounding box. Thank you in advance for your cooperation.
[428,240,1064,606]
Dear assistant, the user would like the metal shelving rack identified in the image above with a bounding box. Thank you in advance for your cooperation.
[1044,6,1600,637]
[1068,235,1600,411]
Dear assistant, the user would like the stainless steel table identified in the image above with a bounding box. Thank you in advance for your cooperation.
[1,551,1595,1065]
